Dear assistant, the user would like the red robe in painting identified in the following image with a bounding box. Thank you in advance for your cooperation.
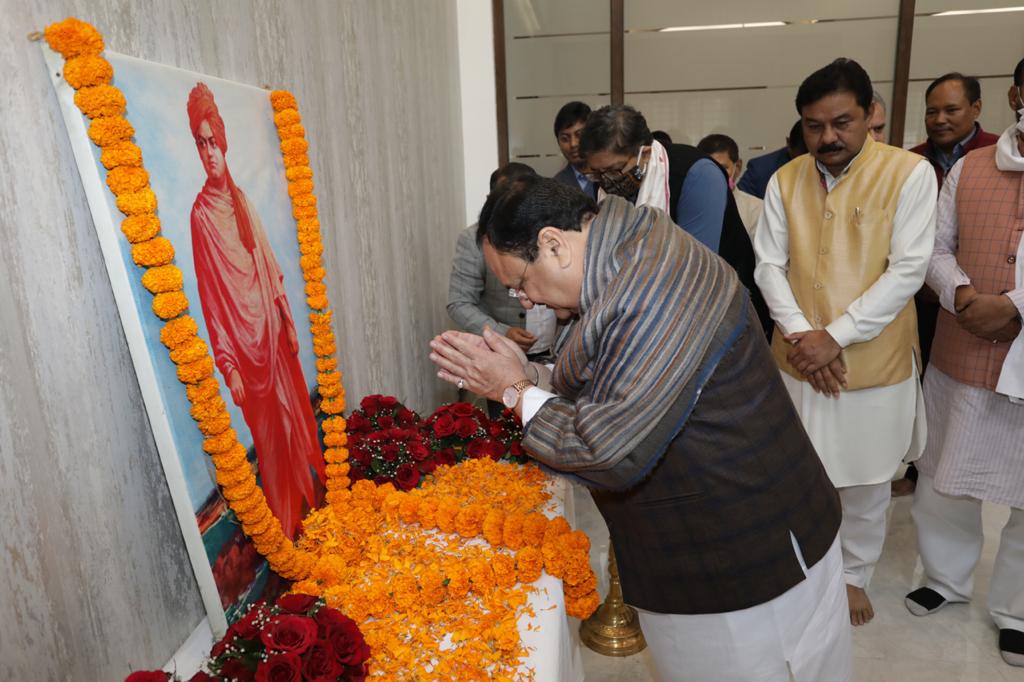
[191,181,324,540]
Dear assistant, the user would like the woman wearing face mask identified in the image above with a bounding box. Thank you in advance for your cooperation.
[579,105,772,337]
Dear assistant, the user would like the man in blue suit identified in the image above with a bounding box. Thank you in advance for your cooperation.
[552,101,598,199]
[737,120,807,199]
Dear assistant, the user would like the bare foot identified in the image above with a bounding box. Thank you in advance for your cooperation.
[891,477,916,497]
[847,584,875,626]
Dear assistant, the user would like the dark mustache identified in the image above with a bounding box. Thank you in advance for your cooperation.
[817,143,845,154]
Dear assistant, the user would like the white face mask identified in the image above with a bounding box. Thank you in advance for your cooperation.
[1017,87,1024,134]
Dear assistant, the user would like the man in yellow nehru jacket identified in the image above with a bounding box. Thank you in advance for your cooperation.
[754,58,937,627]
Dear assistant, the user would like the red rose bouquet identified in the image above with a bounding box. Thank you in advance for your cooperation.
[425,402,528,464]
[346,394,421,434]
[489,407,528,464]
[132,594,369,682]
[423,402,490,456]
[348,426,434,490]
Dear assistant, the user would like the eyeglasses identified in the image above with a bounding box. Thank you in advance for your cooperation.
[507,259,530,299]
[586,147,648,184]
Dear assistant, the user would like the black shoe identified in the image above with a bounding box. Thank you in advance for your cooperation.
[904,587,948,616]
[1000,629,1024,667]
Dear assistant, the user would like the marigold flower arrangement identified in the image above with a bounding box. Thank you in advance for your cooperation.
[47,17,600,679]
[124,593,370,682]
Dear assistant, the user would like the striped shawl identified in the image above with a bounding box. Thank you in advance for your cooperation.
[523,196,739,489]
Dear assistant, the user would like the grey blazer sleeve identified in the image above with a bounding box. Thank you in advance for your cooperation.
[446,226,511,336]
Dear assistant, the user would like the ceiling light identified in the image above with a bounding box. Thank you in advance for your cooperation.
[932,6,1024,16]
[658,21,786,32]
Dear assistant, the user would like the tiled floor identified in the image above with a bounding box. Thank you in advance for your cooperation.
[574,485,1024,681]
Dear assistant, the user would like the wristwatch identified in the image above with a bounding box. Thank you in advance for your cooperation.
[502,379,534,409]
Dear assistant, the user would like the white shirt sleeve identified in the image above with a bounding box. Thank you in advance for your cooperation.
[925,159,972,314]
[520,386,557,425]
[753,174,814,335]
[825,159,938,347]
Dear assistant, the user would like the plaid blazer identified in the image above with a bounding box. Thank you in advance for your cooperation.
[592,290,841,615]
[931,146,1024,390]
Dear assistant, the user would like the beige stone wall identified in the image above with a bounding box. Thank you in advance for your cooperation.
[0,1,463,678]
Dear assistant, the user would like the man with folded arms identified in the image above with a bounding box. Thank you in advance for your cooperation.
[905,59,1024,668]
[754,58,936,626]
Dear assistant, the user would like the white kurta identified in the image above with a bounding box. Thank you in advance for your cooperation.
[754,156,937,488]
[915,158,1024,509]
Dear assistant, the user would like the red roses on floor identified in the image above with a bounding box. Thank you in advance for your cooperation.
[124,594,370,682]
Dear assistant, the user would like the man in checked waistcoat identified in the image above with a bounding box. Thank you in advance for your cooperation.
[904,58,1024,669]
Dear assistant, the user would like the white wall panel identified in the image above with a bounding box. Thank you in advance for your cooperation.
[909,14,1024,79]
[509,95,611,176]
[625,20,897,93]
[626,0,900,28]
[506,0,610,36]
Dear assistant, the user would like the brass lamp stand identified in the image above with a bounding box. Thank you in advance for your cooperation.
[579,542,646,655]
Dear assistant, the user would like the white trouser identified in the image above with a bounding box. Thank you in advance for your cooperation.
[911,474,1024,631]
[838,482,891,588]
[636,535,852,682]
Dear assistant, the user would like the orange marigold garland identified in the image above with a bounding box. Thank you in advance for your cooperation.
[45,18,315,582]
[270,89,349,504]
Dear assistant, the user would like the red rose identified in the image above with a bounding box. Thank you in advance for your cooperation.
[432,413,456,438]
[419,457,439,474]
[434,448,456,466]
[377,415,395,430]
[347,412,371,433]
[254,653,301,682]
[325,618,371,668]
[484,438,505,460]
[230,605,263,641]
[260,615,318,655]
[397,408,418,426]
[125,673,169,682]
[466,439,488,459]
[455,417,478,439]
[510,441,525,457]
[349,467,365,481]
[350,447,371,469]
[488,423,504,438]
[452,402,475,417]
[379,395,399,409]
[314,606,348,638]
[381,443,400,462]
[359,395,381,413]
[408,441,430,461]
[301,643,342,681]
[395,462,420,490]
[276,593,318,614]
[219,659,256,681]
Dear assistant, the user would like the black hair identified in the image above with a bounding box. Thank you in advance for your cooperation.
[795,58,874,115]
[696,133,739,162]
[476,175,597,262]
[488,162,536,192]
[578,105,653,157]
[553,101,592,137]
[926,72,982,103]
[651,130,673,146]
[1013,58,1024,87]
[787,119,807,154]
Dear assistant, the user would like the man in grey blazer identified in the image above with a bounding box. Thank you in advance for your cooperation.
[448,163,556,363]
[552,101,598,199]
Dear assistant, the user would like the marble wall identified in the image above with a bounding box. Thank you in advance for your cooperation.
[0,1,464,678]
